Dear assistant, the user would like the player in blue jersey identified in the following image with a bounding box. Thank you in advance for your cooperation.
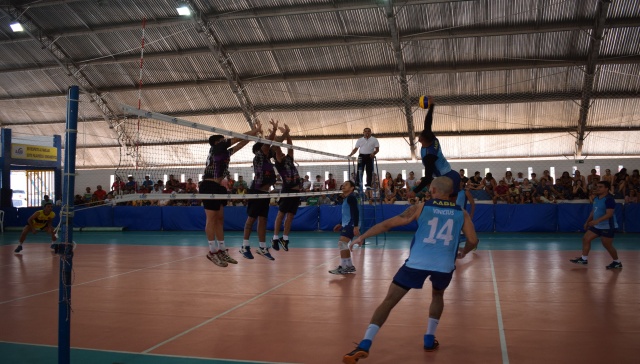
[407,97,461,201]
[342,177,478,363]
[329,180,360,274]
[570,180,622,269]
[456,179,476,250]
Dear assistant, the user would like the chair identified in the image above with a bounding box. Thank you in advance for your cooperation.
[0,210,4,233]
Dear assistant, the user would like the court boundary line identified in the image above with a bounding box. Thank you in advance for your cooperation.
[489,250,510,364]
[0,254,201,305]
[143,258,338,353]
[0,340,299,364]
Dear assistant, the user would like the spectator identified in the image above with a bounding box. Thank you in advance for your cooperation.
[459,169,469,186]
[628,169,639,191]
[111,176,125,194]
[166,174,181,191]
[273,175,283,193]
[73,194,84,205]
[514,172,525,186]
[573,180,588,200]
[141,175,154,191]
[559,171,573,190]
[553,178,568,200]
[530,172,539,187]
[508,184,520,204]
[573,170,586,186]
[312,175,324,192]
[625,189,638,204]
[613,168,629,198]
[185,178,198,193]
[521,190,535,204]
[493,180,509,204]
[366,176,381,204]
[394,173,405,201]
[83,187,92,203]
[125,176,137,193]
[538,189,556,203]
[601,168,614,190]
[41,195,52,206]
[382,172,394,193]
[226,175,235,193]
[542,170,552,182]
[519,178,534,197]
[502,171,515,186]
[324,173,337,191]
[234,175,248,193]
[468,171,483,190]
[301,175,312,192]
[481,172,497,197]
[405,171,418,191]
[93,185,107,201]
[587,169,600,185]
[383,183,396,204]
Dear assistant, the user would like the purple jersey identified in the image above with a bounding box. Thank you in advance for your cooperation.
[203,140,232,179]
[251,148,276,190]
[274,155,301,190]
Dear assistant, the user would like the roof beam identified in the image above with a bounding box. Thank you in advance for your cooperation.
[2,17,639,67]
[4,90,639,127]
[576,0,611,158]
[384,0,418,159]
[183,0,256,127]
[3,55,640,101]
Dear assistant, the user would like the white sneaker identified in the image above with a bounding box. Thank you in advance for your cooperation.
[207,251,228,267]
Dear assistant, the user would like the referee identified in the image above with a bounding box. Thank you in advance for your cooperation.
[348,127,379,189]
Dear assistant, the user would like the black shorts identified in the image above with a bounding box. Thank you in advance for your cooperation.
[247,189,271,218]
[392,264,454,291]
[588,226,615,238]
[199,180,228,211]
[278,188,300,214]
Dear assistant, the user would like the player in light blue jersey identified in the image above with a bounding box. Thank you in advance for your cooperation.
[342,177,478,364]
[329,180,360,274]
[456,179,476,250]
[407,97,461,201]
[570,180,622,269]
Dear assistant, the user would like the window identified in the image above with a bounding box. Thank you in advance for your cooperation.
[572,166,577,176]
[595,166,600,175]
[549,167,556,181]
[484,168,490,176]
[233,173,238,181]
[180,174,185,183]
[198,174,203,181]
[402,169,406,180]
[506,167,511,171]
[527,167,533,179]
[343,171,348,183]
[619,165,624,172]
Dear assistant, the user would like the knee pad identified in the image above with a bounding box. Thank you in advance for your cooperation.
[338,241,349,251]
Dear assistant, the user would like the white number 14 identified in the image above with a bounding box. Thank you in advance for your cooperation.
[422,217,454,246]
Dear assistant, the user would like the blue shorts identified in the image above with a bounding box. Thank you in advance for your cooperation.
[588,226,615,238]
[392,264,454,291]
[340,224,355,240]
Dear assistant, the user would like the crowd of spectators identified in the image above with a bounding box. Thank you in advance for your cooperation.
[78,167,640,207]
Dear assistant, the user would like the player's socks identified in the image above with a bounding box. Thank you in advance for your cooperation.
[208,240,218,253]
[426,318,439,336]
[217,241,226,251]
[242,239,250,247]
[259,241,267,248]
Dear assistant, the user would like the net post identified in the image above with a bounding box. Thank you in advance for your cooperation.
[58,85,78,364]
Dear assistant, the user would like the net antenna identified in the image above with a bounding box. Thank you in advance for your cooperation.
[115,104,355,204]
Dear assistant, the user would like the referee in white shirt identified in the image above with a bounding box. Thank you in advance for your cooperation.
[349,127,380,188]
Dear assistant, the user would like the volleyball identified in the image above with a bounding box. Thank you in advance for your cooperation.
[419,95,432,109]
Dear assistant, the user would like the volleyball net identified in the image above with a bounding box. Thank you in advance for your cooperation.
[109,105,357,204]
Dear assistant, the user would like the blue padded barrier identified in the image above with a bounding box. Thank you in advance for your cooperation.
[0,207,19,227]
[557,204,591,232]
[615,204,624,232]
[162,206,205,231]
[223,206,250,231]
[113,206,162,230]
[624,204,640,232]
[74,205,113,228]
[267,206,319,231]
[495,204,557,232]
[471,204,494,232]
[381,204,417,231]
[319,205,341,231]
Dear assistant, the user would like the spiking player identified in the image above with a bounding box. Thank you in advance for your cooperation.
[201,120,262,267]
[271,123,301,252]
[407,97,461,201]
[240,120,278,261]
[342,177,478,363]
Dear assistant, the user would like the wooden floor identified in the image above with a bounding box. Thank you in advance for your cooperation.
[1,231,639,364]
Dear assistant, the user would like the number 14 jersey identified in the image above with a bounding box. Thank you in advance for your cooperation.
[406,199,465,273]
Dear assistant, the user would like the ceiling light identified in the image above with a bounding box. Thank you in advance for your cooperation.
[10,22,24,32]
[176,6,191,16]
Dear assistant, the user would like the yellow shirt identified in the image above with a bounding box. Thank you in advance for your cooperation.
[31,210,55,229]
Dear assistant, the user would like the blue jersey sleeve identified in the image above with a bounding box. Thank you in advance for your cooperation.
[347,195,359,226]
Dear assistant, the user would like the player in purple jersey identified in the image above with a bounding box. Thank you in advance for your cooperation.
[240,120,279,260]
[200,120,262,268]
[271,124,302,252]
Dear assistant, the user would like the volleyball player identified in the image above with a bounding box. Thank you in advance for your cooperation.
[13,201,57,253]
[407,97,461,200]
[201,120,262,267]
[570,180,622,269]
[240,120,278,260]
[342,177,478,363]
[272,124,301,251]
[329,180,359,274]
